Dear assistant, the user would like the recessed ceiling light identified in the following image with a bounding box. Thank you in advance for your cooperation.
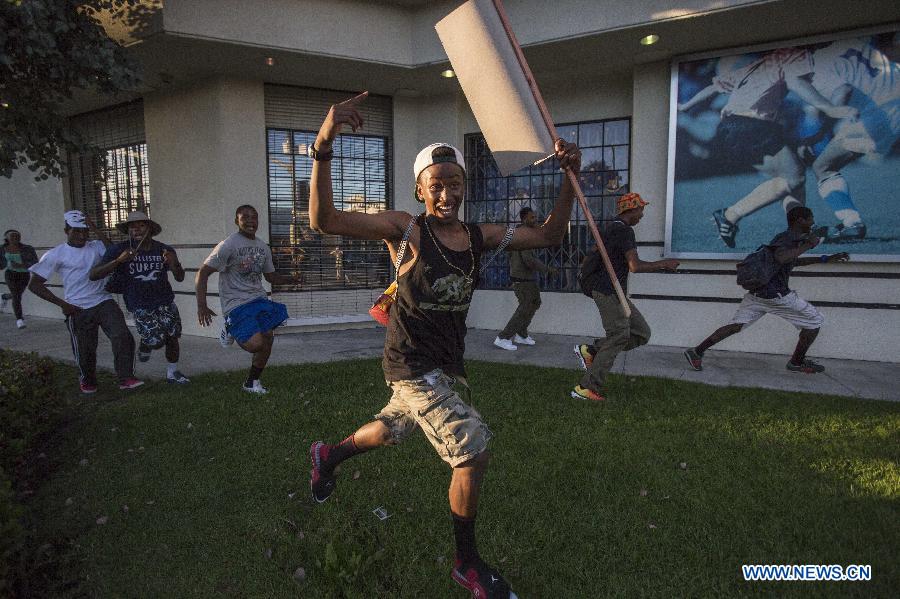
[640,34,659,46]
[0,102,9,109]
[265,57,275,66]
[441,69,456,78]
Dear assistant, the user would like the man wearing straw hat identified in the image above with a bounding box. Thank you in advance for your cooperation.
[572,193,679,401]
[28,210,144,394]
[90,211,190,384]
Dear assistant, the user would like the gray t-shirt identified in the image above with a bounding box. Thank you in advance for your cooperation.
[203,232,275,315]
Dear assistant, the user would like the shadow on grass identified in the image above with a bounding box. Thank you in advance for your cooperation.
[10,358,900,598]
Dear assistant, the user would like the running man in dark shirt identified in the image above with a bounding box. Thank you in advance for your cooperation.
[683,206,849,373]
[573,193,679,401]
[305,92,580,599]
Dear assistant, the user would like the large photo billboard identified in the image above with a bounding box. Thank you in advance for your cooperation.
[666,28,900,261]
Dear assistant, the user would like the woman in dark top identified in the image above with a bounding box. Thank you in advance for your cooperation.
[305,92,580,599]
[1,229,38,328]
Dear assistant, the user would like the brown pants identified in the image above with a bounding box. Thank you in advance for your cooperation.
[580,291,651,392]
[499,281,541,339]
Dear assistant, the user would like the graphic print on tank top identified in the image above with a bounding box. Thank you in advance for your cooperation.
[415,214,480,312]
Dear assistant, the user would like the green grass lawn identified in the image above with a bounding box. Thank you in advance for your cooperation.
[15,359,900,598]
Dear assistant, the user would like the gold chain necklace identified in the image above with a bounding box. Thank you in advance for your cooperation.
[422,215,475,283]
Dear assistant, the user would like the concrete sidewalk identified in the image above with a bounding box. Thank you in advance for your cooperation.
[1,314,897,401]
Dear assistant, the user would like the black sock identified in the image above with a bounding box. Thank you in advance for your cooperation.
[452,513,479,566]
[322,435,362,475]
[245,365,264,386]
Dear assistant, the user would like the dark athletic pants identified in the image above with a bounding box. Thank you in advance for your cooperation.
[499,281,541,340]
[4,270,30,320]
[65,299,135,385]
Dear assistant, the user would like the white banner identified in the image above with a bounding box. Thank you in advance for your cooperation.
[436,0,555,176]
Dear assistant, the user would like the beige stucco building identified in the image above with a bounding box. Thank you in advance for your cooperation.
[2,0,899,362]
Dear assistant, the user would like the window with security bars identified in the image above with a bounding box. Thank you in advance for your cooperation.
[465,118,630,292]
[266,129,391,291]
[66,101,149,240]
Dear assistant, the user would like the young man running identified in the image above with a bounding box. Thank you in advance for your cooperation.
[306,92,580,599]
[684,206,849,373]
[28,210,143,393]
[493,206,556,351]
[90,211,190,384]
[573,193,679,401]
[195,205,298,394]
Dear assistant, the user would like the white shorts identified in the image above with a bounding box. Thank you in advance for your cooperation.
[730,291,824,330]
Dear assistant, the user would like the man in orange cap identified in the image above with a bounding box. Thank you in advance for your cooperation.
[572,193,679,401]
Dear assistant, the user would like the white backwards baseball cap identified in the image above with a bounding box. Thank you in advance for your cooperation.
[413,143,465,202]
[64,210,88,229]
[413,143,465,181]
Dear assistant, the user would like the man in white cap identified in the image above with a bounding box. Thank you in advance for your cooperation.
[90,211,190,384]
[305,92,580,599]
[28,210,143,394]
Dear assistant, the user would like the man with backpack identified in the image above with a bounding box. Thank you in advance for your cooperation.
[572,193,679,401]
[683,206,849,373]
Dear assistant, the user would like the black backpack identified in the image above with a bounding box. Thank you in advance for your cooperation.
[735,245,778,291]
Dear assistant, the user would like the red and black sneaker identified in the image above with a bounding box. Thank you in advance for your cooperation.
[79,378,98,395]
[683,348,703,371]
[786,359,825,373]
[451,557,518,599]
[309,441,337,503]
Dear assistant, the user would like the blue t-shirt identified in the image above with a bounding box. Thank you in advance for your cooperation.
[101,240,175,311]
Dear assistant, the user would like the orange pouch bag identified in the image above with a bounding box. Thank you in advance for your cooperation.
[368,280,398,326]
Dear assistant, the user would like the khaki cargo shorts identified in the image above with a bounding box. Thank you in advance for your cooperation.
[376,369,493,468]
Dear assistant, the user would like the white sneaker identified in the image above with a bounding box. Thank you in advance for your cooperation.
[493,336,517,351]
[16,319,26,329]
[219,326,235,347]
[242,380,268,394]
[513,334,535,345]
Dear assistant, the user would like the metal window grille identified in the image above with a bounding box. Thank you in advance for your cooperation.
[266,129,391,291]
[66,101,149,241]
[264,85,393,318]
[465,118,631,292]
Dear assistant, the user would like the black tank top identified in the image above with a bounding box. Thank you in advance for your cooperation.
[383,214,484,381]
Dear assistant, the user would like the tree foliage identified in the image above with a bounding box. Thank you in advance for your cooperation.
[0,0,144,180]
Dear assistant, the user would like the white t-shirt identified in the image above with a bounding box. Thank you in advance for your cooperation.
[29,240,112,309]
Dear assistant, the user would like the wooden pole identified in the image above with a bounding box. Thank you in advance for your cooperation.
[490,0,631,317]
